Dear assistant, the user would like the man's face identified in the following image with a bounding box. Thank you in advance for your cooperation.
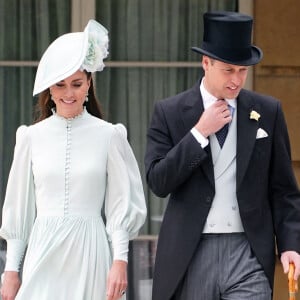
[202,56,249,99]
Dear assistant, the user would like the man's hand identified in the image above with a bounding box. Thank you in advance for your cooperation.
[281,251,300,280]
[194,99,232,137]
[0,271,21,300]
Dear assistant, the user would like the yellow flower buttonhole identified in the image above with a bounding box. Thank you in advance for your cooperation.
[250,110,260,121]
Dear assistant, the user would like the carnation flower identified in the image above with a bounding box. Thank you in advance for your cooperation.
[250,110,260,121]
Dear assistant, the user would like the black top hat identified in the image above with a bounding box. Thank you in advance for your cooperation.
[192,11,263,66]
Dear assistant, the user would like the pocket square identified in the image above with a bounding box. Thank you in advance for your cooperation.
[256,128,268,139]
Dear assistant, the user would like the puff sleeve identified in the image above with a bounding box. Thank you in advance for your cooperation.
[105,124,147,262]
[0,126,36,271]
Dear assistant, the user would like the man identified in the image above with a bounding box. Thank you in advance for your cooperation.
[145,11,300,300]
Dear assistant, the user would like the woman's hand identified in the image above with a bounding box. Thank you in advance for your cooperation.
[106,260,128,300]
[0,271,21,300]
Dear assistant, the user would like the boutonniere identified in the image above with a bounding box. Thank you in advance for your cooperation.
[250,110,260,121]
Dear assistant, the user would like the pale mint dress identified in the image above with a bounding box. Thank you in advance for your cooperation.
[0,109,147,299]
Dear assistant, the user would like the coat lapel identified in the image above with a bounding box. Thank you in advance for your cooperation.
[236,90,260,189]
[177,85,261,190]
[180,82,215,187]
[180,82,204,130]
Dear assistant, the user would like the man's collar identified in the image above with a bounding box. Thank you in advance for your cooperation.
[200,77,237,109]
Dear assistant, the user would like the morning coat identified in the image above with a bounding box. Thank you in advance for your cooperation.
[145,81,300,300]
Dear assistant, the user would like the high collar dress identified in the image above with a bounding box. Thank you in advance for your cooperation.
[0,109,147,299]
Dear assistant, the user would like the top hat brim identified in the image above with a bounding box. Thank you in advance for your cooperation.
[191,46,263,66]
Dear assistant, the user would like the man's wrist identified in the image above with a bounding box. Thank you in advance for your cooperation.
[191,128,209,148]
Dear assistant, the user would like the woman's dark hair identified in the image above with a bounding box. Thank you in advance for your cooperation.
[33,72,104,123]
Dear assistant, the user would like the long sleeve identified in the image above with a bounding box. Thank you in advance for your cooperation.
[0,126,36,271]
[269,103,300,254]
[105,124,147,262]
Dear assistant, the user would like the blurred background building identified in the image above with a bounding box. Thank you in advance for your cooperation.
[0,0,299,299]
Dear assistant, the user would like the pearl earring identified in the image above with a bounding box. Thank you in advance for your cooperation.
[85,94,89,102]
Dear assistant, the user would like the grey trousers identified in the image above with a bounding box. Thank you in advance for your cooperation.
[174,233,272,300]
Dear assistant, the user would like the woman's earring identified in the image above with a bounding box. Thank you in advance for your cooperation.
[85,94,89,102]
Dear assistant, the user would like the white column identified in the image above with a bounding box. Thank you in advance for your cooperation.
[71,0,95,31]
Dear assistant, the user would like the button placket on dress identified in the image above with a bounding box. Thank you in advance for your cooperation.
[64,119,72,216]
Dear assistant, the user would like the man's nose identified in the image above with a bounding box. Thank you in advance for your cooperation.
[230,73,242,86]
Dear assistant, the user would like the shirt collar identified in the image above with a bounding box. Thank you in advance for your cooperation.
[200,78,237,110]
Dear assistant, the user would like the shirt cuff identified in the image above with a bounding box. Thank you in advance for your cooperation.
[191,128,209,148]
[5,239,26,272]
[111,230,129,262]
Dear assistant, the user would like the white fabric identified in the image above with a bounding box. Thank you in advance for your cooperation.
[190,127,209,148]
[0,109,147,299]
[256,127,268,139]
[5,240,26,271]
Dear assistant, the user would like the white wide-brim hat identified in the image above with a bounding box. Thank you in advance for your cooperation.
[33,19,109,96]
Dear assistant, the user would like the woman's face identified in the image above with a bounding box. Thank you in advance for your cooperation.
[49,70,91,118]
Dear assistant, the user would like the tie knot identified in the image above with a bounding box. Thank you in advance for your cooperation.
[228,104,234,117]
[217,99,234,115]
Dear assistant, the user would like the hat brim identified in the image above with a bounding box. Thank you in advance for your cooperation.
[191,46,263,66]
[33,33,88,96]
[33,20,108,96]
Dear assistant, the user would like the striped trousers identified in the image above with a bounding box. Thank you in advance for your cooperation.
[174,233,272,300]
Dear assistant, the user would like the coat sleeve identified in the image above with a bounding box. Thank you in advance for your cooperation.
[144,101,209,198]
[269,102,300,254]
[0,126,36,271]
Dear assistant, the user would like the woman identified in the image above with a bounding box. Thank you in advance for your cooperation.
[0,20,147,300]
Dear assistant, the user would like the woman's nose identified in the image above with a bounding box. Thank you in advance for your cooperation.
[64,87,74,98]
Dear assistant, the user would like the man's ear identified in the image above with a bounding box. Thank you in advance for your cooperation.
[202,55,209,71]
